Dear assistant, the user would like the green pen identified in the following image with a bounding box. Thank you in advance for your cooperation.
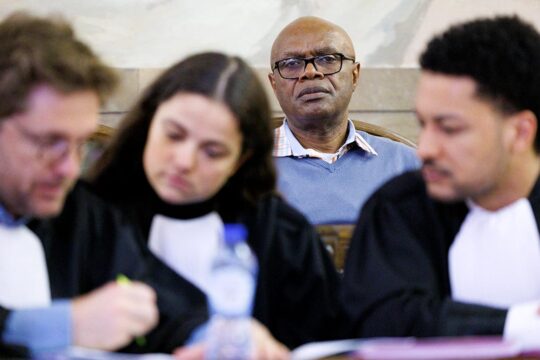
[116,274,147,347]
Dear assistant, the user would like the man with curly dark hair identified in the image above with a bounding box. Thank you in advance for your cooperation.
[342,15,540,347]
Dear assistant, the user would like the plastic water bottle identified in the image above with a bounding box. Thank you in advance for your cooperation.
[206,224,258,360]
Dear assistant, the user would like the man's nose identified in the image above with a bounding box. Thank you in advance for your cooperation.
[54,148,81,181]
[416,127,440,161]
[300,61,324,80]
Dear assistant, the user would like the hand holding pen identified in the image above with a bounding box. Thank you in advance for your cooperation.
[116,274,148,346]
[71,275,158,350]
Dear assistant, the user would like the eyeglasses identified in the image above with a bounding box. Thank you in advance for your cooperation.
[272,53,355,79]
[8,120,88,164]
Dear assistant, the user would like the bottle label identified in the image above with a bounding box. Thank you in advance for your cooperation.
[208,266,255,316]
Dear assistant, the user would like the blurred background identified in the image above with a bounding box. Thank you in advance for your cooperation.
[1,0,538,141]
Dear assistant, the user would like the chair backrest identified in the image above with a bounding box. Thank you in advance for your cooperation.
[316,224,354,273]
[89,123,115,143]
[351,120,416,148]
[83,124,115,174]
[272,117,416,148]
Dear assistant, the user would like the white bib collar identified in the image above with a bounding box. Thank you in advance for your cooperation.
[0,225,51,308]
[148,212,223,294]
[449,198,540,307]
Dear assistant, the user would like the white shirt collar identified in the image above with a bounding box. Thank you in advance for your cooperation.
[449,198,540,308]
[148,212,223,294]
[0,225,51,308]
[273,118,377,163]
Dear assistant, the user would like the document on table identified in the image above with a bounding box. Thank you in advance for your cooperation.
[37,347,173,360]
[291,339,363,360]
[355,337,521,360]
[291,336,531,360]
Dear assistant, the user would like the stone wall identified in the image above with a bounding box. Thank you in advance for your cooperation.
[103,67,420,142]
[4,0,538,143]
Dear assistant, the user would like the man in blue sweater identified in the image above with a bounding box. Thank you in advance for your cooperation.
[268,16,419,225]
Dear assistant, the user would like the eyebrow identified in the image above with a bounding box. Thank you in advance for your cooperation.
[433,114,465,123]
[21,126,93,143]
[162,118,232,150]
[163,118,183,129]
[203,141,229,150]
[415,110,465,123]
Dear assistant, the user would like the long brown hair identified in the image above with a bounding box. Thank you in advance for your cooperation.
[89,52,275,210]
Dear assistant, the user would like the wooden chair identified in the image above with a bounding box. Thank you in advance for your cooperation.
[350,120,416,148]
[82,124,115,174]
[316,224,354,273]
[88,123,115,143]
[272,117,416,148]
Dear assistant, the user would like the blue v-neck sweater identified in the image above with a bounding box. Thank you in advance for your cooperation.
[275,131,420,224]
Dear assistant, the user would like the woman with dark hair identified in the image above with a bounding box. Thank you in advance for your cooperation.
[88,52,342,351]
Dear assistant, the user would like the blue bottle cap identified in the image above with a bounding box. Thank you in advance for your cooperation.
[224,224,248,245]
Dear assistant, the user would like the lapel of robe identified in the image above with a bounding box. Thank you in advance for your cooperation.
[527,175,540,234]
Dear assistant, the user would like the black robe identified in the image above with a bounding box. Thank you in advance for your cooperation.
[0,182,207,355]
[92,180,344,349]
[340,170,538,338]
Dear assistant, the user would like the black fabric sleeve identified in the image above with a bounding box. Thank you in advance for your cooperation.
[75,185,208,353]
[250,197,345,348]
[341,172,507,338]
[126,254,208,353]
[30,183,207,353]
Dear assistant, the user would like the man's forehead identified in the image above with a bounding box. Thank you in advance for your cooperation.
[12,85,99,135]
[272,29,353,61]
[416,72,479,103]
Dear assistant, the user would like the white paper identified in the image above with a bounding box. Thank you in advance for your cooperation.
[291,339,362,360]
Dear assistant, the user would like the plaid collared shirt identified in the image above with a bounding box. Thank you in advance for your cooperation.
[273,118,378,164]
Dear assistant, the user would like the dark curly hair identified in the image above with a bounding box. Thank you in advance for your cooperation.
[420,15,540,152]
[88,52,275,211]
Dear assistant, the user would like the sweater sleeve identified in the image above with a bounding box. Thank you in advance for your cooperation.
[2,300,70,354]
[0,306,28,357]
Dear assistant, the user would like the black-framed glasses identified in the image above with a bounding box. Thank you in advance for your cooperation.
[272,53,355,79]
[8,120,87,164]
